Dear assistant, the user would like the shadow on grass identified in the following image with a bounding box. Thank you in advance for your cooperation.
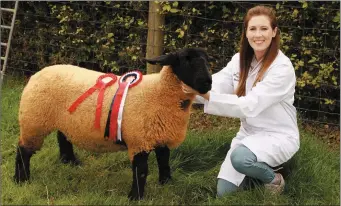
[171,140,230,173]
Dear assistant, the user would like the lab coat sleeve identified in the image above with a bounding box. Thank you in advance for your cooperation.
[193,55,237,104]
[204,63,296,118]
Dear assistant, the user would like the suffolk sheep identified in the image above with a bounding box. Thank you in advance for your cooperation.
[13,47,212,200]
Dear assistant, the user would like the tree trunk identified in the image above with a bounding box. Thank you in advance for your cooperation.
[146,1,165,74]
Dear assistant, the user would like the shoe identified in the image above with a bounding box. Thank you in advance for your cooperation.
[264,173,285,194]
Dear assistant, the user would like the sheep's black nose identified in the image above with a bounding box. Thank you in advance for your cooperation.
[204,82,211,89]
[205,78,212,88]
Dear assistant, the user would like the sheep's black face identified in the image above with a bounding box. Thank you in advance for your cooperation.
[145,48,212,94]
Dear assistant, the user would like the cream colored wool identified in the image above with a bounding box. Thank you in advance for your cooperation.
[18,65,195,161]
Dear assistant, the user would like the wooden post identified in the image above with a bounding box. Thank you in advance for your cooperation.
[146,1,165,74]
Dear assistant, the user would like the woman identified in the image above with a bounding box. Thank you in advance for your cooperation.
[182,5,299,196]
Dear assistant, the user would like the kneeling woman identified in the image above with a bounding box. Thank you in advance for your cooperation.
[182,5,299,196]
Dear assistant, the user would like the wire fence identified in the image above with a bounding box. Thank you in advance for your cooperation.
[1,1,340,129]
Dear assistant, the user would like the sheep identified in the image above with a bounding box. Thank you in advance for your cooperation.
[13,47,212,200]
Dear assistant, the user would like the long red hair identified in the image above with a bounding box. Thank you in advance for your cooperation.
[236,5,280,97]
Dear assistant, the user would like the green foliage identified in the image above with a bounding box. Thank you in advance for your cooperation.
[5,1,340,122]
[46,2,148,73]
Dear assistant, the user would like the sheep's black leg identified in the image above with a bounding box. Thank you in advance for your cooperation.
[14,146,35,183]
[155,146,171,184]
[128,151,149,200]
[57,131,80,165]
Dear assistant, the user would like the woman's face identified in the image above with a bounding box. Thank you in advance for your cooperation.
[246,15,277,59]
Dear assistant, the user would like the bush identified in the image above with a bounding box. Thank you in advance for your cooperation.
[3,1,339,124]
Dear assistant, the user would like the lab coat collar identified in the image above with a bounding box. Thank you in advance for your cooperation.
[249,55,263,76]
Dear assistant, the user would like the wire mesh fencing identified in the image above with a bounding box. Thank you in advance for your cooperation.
[1,1,339,129]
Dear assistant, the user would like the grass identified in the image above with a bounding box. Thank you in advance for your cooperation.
[1,76,340,205]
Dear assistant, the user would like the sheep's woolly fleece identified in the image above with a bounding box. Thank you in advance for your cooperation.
[18,65,195,161]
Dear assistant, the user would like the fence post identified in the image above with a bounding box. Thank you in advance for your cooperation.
[146,1,165,74]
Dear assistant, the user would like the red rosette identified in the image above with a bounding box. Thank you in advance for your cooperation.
[68,73,117,130]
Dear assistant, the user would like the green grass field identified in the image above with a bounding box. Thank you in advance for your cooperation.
[1,76,339,205]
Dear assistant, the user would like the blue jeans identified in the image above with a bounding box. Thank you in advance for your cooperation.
[217,145,276,197]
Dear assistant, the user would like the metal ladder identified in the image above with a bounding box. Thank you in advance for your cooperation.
[0,1,19,87]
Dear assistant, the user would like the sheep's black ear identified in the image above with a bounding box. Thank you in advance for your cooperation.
[144,53,177,66]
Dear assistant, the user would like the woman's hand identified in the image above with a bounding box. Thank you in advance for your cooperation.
[181,82,210,100]
[181,82,199,95]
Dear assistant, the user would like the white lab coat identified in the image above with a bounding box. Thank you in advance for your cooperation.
[195,50,300,186]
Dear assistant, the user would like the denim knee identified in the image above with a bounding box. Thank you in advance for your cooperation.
[230,145,257,173]
[216,178,238,197]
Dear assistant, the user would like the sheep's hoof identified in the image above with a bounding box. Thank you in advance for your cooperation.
[13,174,29,184]
[60,156,82,166]
[159,175,172,185]
[128,190,143,201]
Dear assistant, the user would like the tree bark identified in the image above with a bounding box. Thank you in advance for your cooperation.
[146,1,165,74]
